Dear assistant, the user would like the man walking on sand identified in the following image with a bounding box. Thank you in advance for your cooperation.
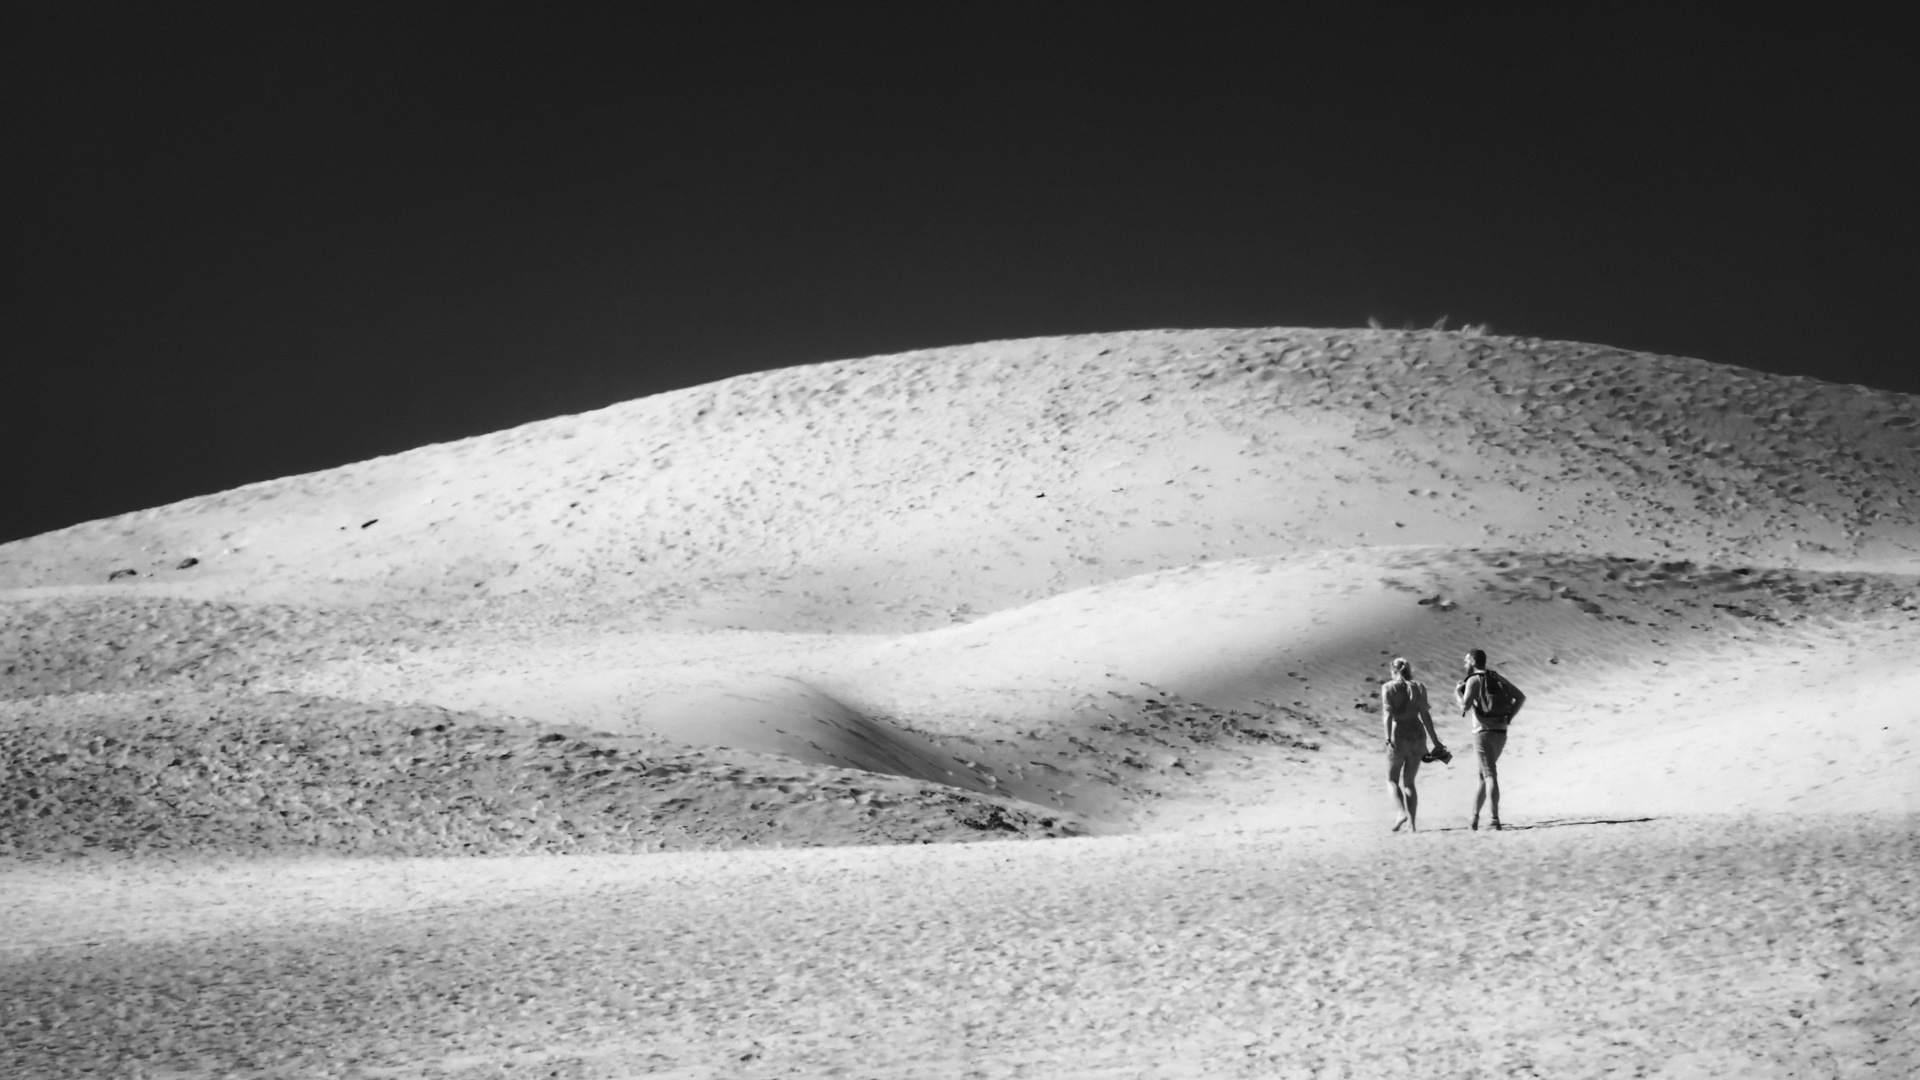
[1382,657,1445,833]
[1458,648,1525,831]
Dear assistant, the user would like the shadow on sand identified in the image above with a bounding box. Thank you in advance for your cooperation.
[1427,817,1656,834]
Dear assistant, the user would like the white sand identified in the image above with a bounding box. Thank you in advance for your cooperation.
[2,326,1917,1076]
[4,815,1914,1077]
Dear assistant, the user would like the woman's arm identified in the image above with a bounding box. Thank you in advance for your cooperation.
[1419,692,1442,748]
[1381,686,1395,745]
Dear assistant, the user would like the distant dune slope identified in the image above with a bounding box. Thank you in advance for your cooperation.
[5,328,1918,620]
[4,328,1918,847]
[222,547,1912,820]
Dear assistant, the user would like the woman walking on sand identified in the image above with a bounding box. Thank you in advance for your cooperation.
[1382,657,1446,832]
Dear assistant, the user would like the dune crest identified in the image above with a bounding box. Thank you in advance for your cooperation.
[6,327,1917,613]
[3,327,1917,853]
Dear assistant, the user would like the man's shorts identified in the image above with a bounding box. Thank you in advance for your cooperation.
[1475,729,1508,780]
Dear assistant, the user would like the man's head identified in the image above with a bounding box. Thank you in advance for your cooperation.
[1464,648,1487,671]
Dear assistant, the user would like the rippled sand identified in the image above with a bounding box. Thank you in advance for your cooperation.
[5,329,1918,1077]
[5,813,1913,1078]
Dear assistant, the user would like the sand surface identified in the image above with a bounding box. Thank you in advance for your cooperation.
[3,327,1918,1076]
[5,815,1914,1078]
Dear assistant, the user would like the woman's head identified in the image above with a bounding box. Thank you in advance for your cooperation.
[1391,657,1412,678]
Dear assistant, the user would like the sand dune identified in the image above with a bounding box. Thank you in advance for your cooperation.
[8,328,1918,609]
[3,327,1917,1076]
[6,327,1916,836]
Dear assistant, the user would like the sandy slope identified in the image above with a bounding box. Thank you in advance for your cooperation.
[4,816,1915,1078]
[5,327,1918,837]
[4,327,1919,1076]
[7,328,1920,609]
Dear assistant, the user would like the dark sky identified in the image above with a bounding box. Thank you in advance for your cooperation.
[6,7,1916,543]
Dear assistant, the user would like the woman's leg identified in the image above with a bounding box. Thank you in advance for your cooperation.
[1402,755,1421,832]
[1387,753,1410,831]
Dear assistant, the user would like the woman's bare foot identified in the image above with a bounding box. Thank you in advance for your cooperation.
[1392,814,1409,833]
[1471,816,1480,831]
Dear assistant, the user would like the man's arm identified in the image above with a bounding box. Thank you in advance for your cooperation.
[1509,681,1527,719]
[1458,674,1478,717]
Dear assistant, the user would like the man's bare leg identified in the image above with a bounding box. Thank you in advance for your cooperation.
[1485,773,1501,828]
[1472,779,1485,830]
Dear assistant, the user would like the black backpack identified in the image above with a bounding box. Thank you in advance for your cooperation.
[1476,670,1522,722]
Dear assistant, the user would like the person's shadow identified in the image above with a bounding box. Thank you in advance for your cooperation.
[1428,817,1655,833]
